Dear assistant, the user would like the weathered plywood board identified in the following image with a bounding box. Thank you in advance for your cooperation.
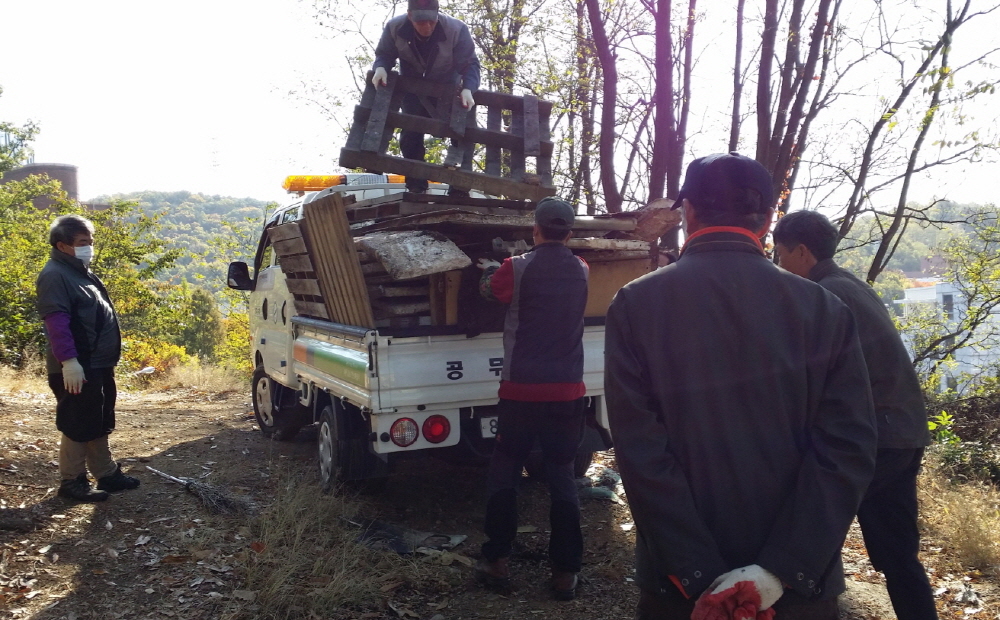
[585,259,651,318]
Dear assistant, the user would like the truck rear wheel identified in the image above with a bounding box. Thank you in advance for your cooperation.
[252,366,304,441]
[317,403,389,493]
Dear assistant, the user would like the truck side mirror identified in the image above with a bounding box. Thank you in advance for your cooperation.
[227,261,253,290]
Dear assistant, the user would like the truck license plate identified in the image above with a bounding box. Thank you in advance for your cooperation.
[480,416,498,438]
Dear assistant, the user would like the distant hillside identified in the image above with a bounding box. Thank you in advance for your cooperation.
[91,190,278,293]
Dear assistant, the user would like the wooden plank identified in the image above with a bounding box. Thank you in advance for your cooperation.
[279,254,315,275]
[361,73,397,152]
[303,194,376,327]
[298,214,352,323]
[522,94,540,157]
[538,110,552,186]
[292,299,331,320]
[486,105,502,177]
[350,209,637,234]
[286,279,323,296]
[584,259,650,317]
[268,222,304,243]
[510,110,526,183]
[567,238,652,251]
[339,149,555,202]
[353,106,554,157]
[368,284,430,298]
[372,299,432,318]
[273,237,307,256]
[361,262,389,275]
[444,270,461,325]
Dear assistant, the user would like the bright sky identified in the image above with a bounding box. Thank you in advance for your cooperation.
[2,1,998,207]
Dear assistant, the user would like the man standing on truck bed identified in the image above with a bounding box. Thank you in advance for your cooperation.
[773,210,936,620]
[605,153,878,620]
[475,197,589,601]
[371,0,481,196]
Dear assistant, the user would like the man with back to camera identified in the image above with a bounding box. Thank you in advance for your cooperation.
[773,210,937,620]
[605,152,878,620]
[36,214,140,502]
[474,197,589,601]
[371,0,481,196]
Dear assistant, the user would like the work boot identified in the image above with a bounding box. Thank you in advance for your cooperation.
[552,570,579,601]
[58,474,109,502]
[475,556,511,593]
[447,188,470,199]
[96,463,140,492]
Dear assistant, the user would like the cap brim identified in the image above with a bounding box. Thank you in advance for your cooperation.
[670,191,685,210]
[410,10,438,20]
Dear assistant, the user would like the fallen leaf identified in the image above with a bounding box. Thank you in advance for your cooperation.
[232,590,256,601]
[250,541,266,554]
[92,569,107,575]
[135,535,152,546]
[160,555,191,564]
[516,525,538,533]
[380,581,404,592]
[119,518,135,524]
[105,520,113,531]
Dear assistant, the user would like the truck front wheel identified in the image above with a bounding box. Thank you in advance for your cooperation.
[252,366,304,440]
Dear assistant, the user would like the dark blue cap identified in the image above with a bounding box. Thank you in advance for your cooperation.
[673,152,776,214]
[534,197,575,231]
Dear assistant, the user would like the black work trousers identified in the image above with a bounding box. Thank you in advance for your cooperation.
[635,587,839,620]
[481,397,586,573]
[400,93,434,193]
[48,366,117,443]
[857,447,938,620]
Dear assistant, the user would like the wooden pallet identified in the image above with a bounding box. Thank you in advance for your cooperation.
[268,222,331,321]
[340,72,556,202]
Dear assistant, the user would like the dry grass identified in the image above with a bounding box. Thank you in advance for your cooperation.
[920,452,1000,572]
[144,362,247,394]
[0,358,48,394]
[220,473,427,619]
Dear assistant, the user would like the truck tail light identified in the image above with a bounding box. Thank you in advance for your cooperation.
[390,418,419,447]
[422,415,451,444]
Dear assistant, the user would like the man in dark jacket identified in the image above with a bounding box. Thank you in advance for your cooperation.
[605,153,877,620]
[36,214,140,502]
[475,197,589,601]
[774,210,936,620]
[371,0,481,195]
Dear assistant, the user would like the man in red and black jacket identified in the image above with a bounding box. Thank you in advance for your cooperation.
[475,197,589,601]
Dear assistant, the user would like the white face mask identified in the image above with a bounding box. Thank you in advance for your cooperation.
[74,245,94,265]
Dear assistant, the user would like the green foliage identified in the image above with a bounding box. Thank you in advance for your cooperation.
[215,312,252,378]
[935,442,1000,485]
[120,335,192,375]
[928,410,961,445]
[173,286,225,360]
[0,176,76,365]
[0,86,39,174]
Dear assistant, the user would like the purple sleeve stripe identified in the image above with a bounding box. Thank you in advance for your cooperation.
[43,312,78,363]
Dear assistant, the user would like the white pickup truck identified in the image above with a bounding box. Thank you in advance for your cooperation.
[227,174,615,489]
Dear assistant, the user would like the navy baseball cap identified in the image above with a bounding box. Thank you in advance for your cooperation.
[408,0,439,21]
[535,197,575,231]
[673,152,776,214]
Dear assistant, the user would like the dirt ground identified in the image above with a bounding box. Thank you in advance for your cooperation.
[0,384,994,620]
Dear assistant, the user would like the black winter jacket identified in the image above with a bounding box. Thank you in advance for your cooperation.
[809,259,930,449]
[605,229,877,601]
[36,249,121,374]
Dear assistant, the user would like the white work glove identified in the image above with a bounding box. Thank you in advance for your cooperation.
[477,258,501,270]
[692,565,783,620]
[461,88,475,108]
[61,358,86,395]
[372,67,388,88]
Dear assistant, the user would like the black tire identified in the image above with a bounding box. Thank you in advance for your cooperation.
[252,366,279,438]
[524,450,594,479]
[252,366,304,441]
[317,405,340,493]
[317,402,390,494]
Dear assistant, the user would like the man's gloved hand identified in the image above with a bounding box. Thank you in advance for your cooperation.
[62,358,86,395]
[692,565,783,620]
[477,258,501,270]
[372,67,388,88]
[461,88,475,108]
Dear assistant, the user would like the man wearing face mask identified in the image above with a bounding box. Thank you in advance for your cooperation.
[371,0,481,196]
[36,214,139,502]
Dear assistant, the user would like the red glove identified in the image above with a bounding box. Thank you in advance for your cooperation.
[691,565,783,620]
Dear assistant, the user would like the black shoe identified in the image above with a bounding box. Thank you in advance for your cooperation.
[405,183,428,194]
[59,474,109,502]
[96,463,140,492]
[475,557,512,593]
[447,188,470,198]
[552,571,578,601]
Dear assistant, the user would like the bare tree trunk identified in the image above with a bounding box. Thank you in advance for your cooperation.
[755,0,779,164]
[648,0,674,201]
[729,0,746,152]
[585,0,624,213]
